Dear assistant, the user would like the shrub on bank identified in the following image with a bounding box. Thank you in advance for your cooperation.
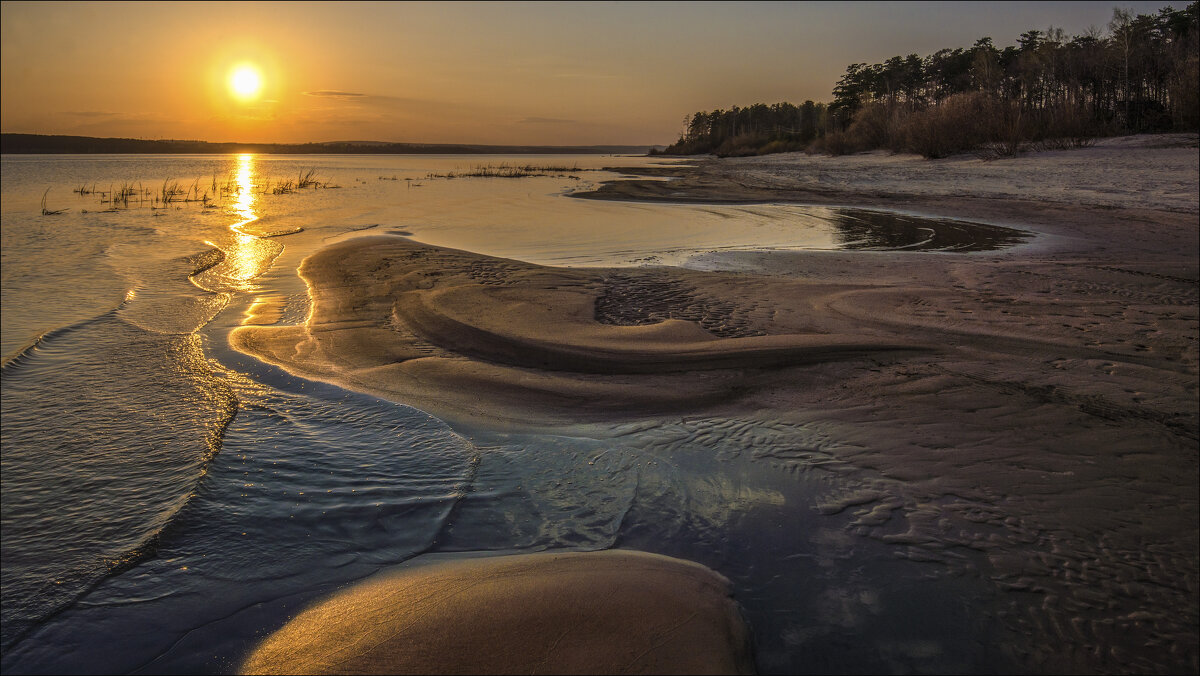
[897,92,1004,158]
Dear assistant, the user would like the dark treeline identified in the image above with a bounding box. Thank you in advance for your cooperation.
[661,3,1199,158]
[661,101,833,156]
[0,134,655,156]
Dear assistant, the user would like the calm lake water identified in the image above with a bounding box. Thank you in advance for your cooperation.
[1,154,1025,674]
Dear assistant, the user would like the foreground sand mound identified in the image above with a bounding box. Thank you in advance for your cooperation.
[240,550,754,675]
[232,236,925,424]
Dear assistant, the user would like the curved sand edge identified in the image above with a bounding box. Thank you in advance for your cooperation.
[240,549,754,675]
[231,236,927,425]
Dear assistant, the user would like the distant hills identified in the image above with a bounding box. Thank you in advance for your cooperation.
[0,134,659,155]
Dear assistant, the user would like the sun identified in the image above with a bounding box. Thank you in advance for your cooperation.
[229,64,263,101]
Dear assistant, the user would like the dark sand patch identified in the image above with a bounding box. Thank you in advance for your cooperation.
[594,272,766,338]
[240,550,753,675]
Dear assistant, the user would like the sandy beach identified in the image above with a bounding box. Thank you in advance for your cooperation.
[235,135,1198,673]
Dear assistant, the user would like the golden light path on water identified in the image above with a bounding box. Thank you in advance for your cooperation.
[197,153,288,326]
[225,153,265,283]
[187,153,288,328]
[234,153,255,223]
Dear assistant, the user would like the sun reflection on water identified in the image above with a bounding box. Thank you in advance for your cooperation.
[234,153,256,226]
[195,154,284,301]
[220,154,275,286]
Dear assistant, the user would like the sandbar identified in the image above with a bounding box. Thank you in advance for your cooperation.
[231,235,927,426]
[240,549,754,675]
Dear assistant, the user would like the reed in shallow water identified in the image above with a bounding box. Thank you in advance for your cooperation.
[425,162,590,179]
[40,188,67,215]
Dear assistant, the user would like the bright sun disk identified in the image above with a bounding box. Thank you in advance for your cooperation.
[229,65,263,101]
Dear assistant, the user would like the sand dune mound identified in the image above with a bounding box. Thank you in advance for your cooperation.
[240,550,754,675]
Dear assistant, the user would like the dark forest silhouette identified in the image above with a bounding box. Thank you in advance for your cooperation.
[661,4,1198,158]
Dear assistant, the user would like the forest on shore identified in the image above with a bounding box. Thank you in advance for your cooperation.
[659,3,1199,158]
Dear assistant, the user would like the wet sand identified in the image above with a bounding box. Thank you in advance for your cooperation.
[234,137,1198,673]
[240,550,753,675]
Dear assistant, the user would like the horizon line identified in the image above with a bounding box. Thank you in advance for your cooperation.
[0,132,666,149]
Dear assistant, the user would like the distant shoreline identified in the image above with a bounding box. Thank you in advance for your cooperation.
[579,133,1200,216]
[0,133,659,156]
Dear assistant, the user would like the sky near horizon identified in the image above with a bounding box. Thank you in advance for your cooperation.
[0,1,1181,145]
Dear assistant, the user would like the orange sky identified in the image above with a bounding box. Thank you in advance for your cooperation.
[0,1,1178,145]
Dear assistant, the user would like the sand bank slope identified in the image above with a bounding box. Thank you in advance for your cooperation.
[232,236,925,424]
[240,550,753,675]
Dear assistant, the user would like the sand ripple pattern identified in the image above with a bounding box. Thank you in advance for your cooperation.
[595,273,767,338]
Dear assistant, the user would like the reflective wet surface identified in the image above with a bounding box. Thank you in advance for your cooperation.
[829,208,1026,251]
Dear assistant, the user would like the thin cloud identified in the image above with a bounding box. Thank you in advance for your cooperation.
[303,90,367,99]
[302,91,433,107]
[552,72,621,80]
[64,113,189,137]
[516,117,577,125]
[299,91,488,119]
